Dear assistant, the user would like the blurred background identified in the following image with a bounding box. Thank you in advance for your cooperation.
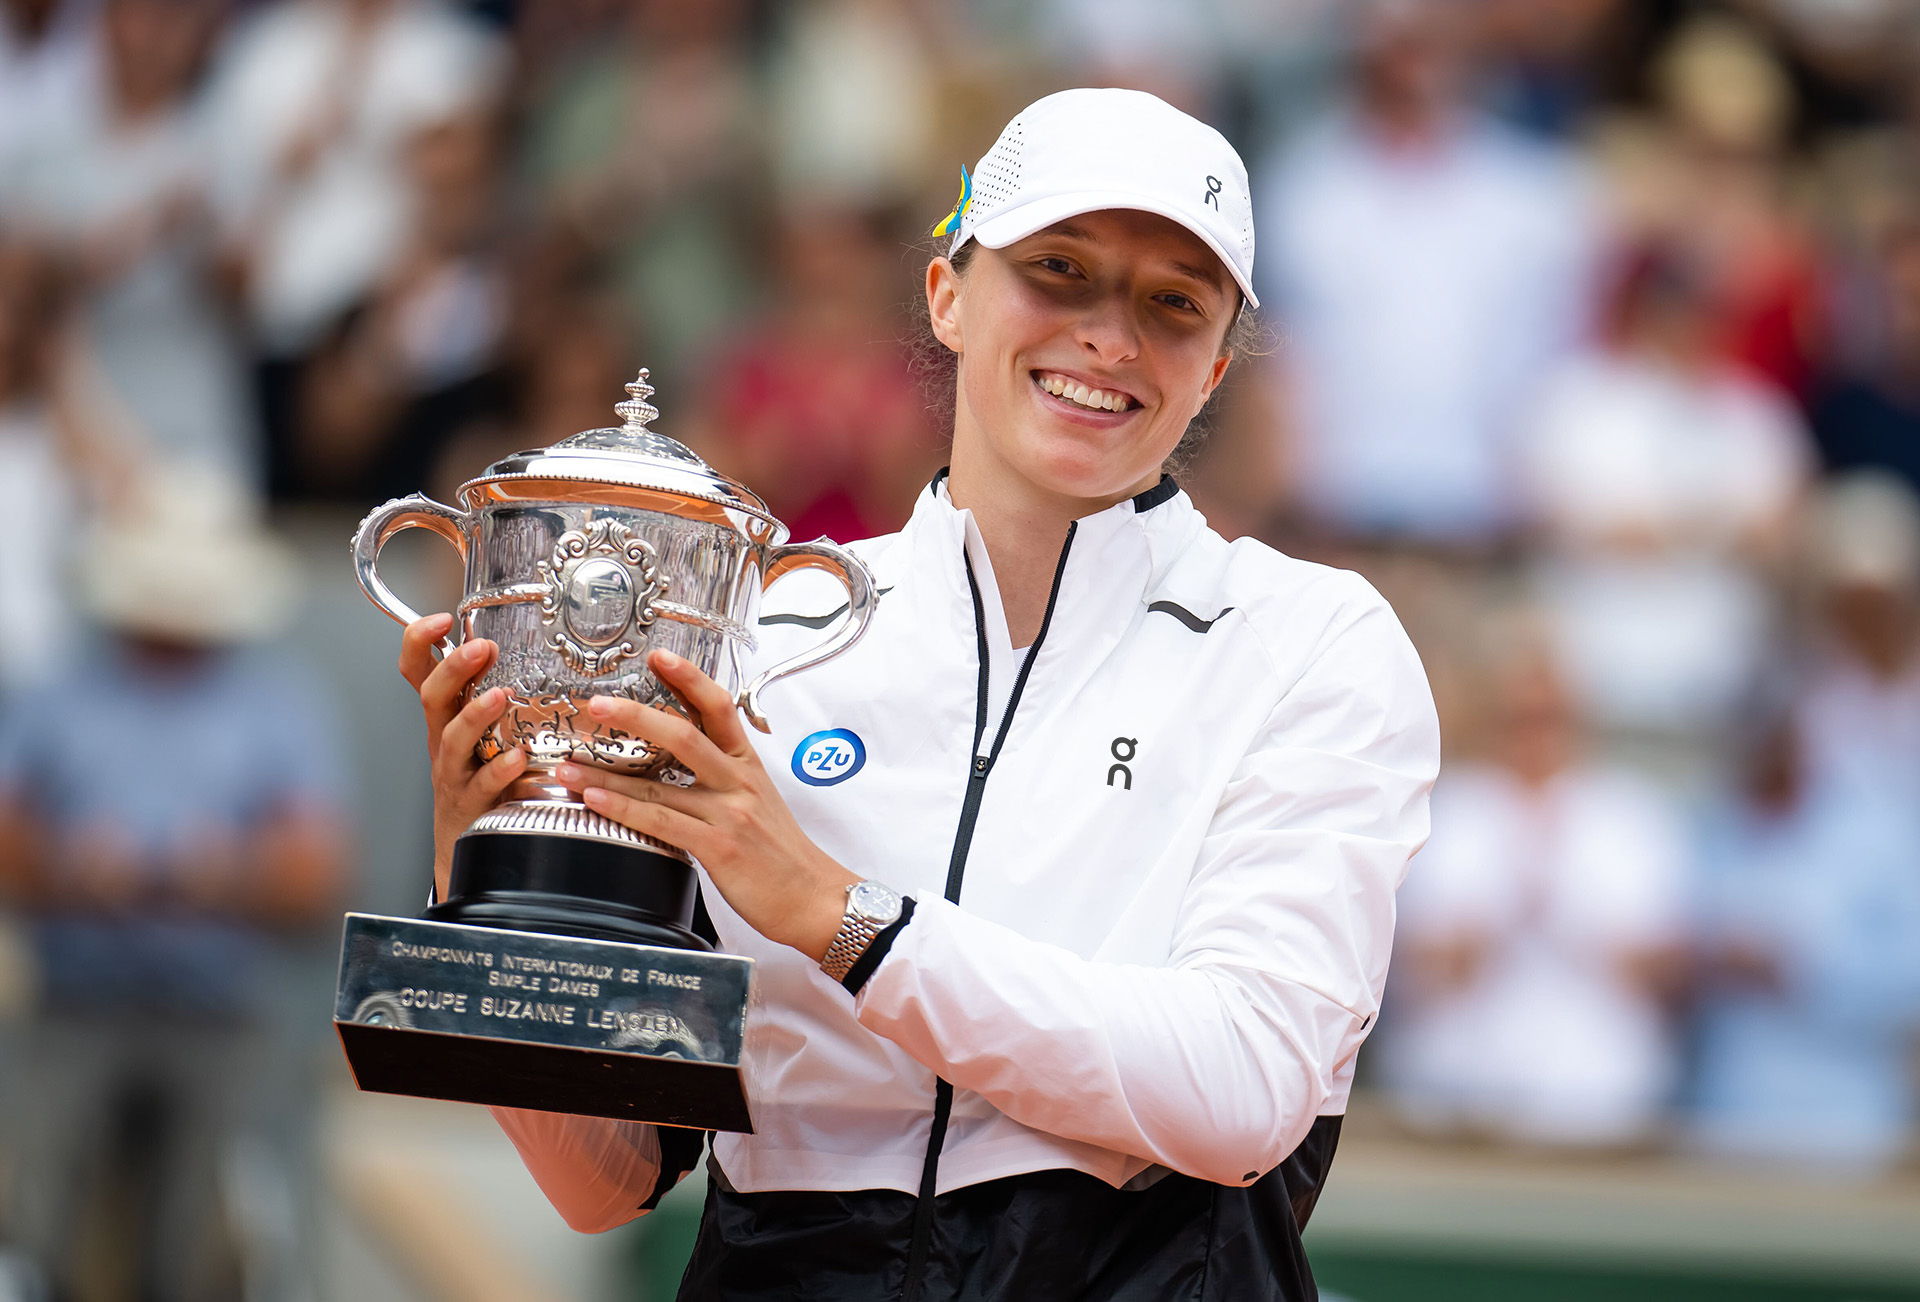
[3,0,1920,1298]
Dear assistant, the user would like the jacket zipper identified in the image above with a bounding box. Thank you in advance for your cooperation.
[899,522,1078,1302]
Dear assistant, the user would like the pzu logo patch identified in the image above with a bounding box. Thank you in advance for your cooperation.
[792,729,867,787]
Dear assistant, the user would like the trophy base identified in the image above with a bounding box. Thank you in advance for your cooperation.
[430,826,711,951]
[334,913,753,1132]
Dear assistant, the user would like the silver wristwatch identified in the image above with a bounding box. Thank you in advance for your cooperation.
[821,880,905,982]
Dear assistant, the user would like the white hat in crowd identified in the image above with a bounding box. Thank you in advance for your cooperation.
[1807,470,1920,593]
[82,468,298,645]
[934,87,1259,309]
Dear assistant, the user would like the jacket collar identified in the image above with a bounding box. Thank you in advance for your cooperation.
[901,468,1205,652]
[924,467,1180,515]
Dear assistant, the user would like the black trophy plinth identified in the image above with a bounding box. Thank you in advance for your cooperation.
[427,829,712,951]
[334,827,754,1132]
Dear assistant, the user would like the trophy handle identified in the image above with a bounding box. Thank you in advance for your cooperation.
[737,540,878,733]
[351,493,472,657]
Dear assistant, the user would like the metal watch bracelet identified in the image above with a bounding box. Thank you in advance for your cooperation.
[821,881,903,982]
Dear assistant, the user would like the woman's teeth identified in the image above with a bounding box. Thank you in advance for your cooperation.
[1037,373,1133,413]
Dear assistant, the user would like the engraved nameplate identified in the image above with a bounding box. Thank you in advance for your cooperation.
[334,914,754,1131]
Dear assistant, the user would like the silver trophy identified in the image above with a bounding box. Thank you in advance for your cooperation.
[334,371,876,1131]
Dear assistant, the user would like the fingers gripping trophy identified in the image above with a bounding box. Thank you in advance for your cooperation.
[334,372,876,1131]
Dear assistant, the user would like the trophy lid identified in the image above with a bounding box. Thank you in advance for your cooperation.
[463,371,775,526]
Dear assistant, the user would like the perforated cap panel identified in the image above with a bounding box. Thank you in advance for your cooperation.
[950,88,1258,307]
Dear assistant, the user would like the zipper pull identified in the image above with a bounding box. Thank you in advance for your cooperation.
[972,755,991,778]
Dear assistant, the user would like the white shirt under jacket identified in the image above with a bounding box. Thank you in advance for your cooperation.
[496,478,1440,1224]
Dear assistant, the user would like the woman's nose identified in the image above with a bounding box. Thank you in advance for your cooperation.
[1074,295,1142,363]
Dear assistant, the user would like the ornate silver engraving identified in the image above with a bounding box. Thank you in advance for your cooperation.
[350,366,879,858]
[461,586,755,648]
[489,685,581,764]
[536,518,665,676]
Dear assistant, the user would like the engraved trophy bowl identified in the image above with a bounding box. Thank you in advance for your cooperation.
[333,371,875,1129]
[350,370,877,950]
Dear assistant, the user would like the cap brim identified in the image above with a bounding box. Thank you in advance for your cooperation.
[964,190,1258,310]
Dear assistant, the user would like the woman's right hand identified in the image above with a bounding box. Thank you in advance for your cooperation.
[398,612,527,899]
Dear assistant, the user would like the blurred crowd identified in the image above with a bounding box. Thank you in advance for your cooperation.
[4,0,1920,1296]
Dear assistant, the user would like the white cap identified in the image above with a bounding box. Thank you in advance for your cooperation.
[83,468,298,645]
[1808,470,1920,592]
[939,88,1258,309]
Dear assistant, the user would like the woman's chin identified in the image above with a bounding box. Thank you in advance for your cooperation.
[1018,445,1159,507]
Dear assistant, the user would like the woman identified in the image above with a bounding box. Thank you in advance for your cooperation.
[397,89,1438,1301]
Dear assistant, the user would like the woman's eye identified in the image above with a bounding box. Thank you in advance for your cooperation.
[1158,293,1199,313]
[1035,256,1075,275]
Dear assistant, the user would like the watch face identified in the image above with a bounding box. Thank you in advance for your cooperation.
[849,880,904,926]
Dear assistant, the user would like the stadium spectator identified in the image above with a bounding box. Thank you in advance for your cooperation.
[0,471,350,1299]
[1517,246,1809,769]
[7,0,259,486]
[1794,472,1920,852]
[1380,624,1690,1147]
[200,0,504,499]
[1258,0,1598,546]
[290,109,512,501]
[1680,472,1920,1176]
[1626,13,1826,402]
[1687,710,1920,1177]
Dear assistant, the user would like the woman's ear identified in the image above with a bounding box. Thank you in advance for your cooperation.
[1191,352,1232,420]
[926,256,963,354]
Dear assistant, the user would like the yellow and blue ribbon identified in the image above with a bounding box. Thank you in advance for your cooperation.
[931,165,973,238]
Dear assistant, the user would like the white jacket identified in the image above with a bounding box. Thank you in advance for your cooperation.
[497,477,1439,1223]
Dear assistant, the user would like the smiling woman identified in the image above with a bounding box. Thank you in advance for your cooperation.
[399,87,1439,1301]
[933,210,1237,543]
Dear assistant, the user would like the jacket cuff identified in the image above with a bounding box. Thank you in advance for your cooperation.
[841,896,916,995]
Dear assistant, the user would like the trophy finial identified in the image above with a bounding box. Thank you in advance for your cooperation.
[616,369,660,432]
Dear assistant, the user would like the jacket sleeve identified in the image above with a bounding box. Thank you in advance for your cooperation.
[851,588,1439,1187]
[489,1109,700,1232]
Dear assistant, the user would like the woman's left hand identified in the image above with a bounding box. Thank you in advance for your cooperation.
[554,649,859,963]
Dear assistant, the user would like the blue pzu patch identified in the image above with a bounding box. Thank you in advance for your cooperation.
[792,729,867,787]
